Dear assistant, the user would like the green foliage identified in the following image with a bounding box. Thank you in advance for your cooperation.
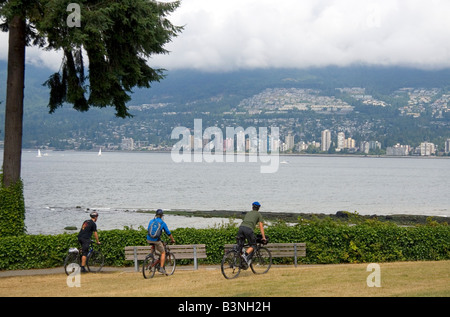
[286,217,450,264]
[0,218,448,270]
[0,173,26,237]
[38,0,183,118]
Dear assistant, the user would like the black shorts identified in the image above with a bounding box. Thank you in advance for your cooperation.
[78,238,90,256]
[237,226,257,249]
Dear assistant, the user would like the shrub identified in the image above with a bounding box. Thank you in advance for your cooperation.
[0,218,448,270]
[0,173,26,237]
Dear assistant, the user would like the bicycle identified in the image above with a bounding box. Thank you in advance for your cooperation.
[64,241,104,275]
[142,241,176,278]
[221,234,272,279]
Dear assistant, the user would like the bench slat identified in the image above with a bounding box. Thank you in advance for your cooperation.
[270,251,307,257]
[125,243,306,270]
[224,243,306,266]
[267,243,306,247]
[124,244,207,270]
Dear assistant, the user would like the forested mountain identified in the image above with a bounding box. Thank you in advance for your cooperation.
[1,61,450,150]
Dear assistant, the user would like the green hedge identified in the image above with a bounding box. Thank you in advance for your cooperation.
[0,173,26,237]
[0,219,448,270]
[266,219,450,264]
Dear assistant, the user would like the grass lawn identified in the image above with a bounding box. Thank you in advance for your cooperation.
[0,261,448,297]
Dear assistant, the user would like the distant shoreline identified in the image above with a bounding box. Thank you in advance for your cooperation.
[138,209,449,226]
[19,148,450,159]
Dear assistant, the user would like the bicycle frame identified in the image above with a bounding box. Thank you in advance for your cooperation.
[148,241,171,257]
[221,236,271,279]
[67,243,95,264]
[142,241,176,278]
[235,236,268,258]
[64,241,104,275]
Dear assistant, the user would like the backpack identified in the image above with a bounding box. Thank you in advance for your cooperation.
[148,219,162,239]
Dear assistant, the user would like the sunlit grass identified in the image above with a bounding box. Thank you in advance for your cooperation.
[1,261,448,297]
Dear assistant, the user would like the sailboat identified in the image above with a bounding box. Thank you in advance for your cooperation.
[98,148,102,156]
[37,149,42,157]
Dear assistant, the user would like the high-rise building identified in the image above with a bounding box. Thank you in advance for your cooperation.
[121,137,134,150]
[344,137,355,149]
[321,129,331,152]
[386,144,410,156]
[445,138,450,154]
[419,142,436,156]
[337,132,345,150]
[361,140,382,154]
[285,132,295,151]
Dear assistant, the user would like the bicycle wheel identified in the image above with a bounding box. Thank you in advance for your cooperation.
[165,252,176,276]
[250,247,272,274]
[87,250,104,273]
[221,250,241,279]
[64,252,80,276]
[142,254,157,279]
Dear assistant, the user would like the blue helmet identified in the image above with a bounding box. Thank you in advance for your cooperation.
[252,201,261,208]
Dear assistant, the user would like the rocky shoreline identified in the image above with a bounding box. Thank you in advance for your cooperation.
[160,209,448,226]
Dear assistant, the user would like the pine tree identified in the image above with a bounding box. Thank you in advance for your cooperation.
[0,0,181,234]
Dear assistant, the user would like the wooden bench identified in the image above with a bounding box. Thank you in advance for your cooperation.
[125,244,207,271]
[224,243,306,267]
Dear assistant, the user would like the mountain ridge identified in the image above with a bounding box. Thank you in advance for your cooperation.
[3,60,450,110]
[1,61,450,150]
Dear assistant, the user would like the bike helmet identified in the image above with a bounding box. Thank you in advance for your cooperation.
[252,201,261,207]
[90,211,99,218]
[156,209,164,216]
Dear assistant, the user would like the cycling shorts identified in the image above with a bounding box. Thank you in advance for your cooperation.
[78,238,91,256]
[147,240,165,254]
[237,226,257,249]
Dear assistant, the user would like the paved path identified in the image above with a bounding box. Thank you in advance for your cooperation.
[0,265,220,277]
[0,266,133,277]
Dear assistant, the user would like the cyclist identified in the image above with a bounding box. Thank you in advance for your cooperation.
[146,209,175,275]
[238,202,266,264]
[78,211,100,273]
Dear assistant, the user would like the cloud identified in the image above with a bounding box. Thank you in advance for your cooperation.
[2,0,450,72]
[0,32,63,71]
[152,0,450,71]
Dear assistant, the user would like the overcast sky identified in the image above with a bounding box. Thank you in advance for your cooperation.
[1,0,450,72]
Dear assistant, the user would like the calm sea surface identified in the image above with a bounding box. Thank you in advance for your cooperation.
[1,150,449,235]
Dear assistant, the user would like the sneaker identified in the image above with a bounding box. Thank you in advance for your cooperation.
[80,266,88,273]
[159,267,168,275]
[242,253,252,265]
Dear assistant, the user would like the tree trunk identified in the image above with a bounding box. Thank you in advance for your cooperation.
[2,15,26,188]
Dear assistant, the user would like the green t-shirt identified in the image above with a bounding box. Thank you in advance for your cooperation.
[240,210,263,229]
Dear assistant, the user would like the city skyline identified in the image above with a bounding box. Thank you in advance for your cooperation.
[50,129,448,157]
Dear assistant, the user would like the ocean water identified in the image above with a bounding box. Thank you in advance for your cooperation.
[2,150,449,235]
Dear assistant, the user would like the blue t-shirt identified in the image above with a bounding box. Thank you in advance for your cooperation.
[146,217,171,241]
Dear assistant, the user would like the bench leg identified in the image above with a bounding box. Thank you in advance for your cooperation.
[294,244,298,267]
[193,245,198,270]
[134,247,139,272]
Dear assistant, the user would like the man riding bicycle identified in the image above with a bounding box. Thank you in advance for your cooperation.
[146,209,175,275]
[78,211,100,273]
[238,202,266,264]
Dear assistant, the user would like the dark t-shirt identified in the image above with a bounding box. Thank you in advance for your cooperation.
[240,210,263,230]
[78,219,97,240]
